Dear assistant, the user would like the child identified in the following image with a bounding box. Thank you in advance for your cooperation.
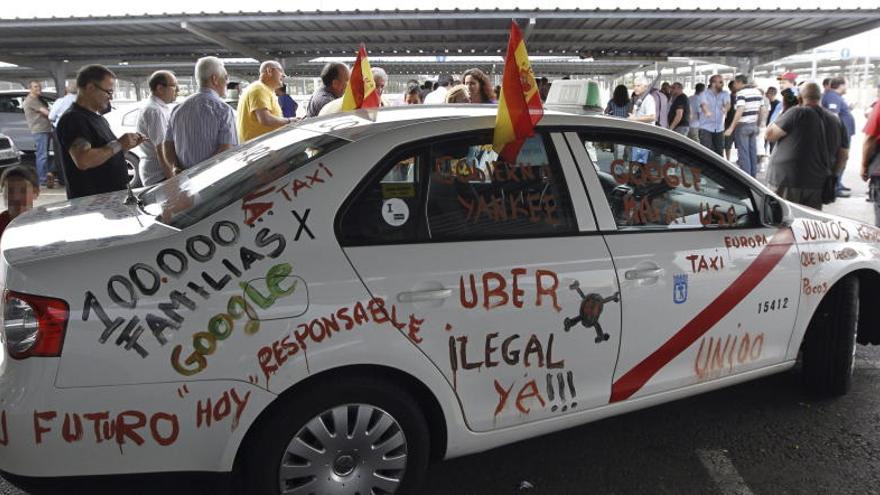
[0,166,39,241]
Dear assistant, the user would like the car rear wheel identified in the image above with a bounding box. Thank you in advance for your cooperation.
[802,276,859,397]
[240,376,430,495]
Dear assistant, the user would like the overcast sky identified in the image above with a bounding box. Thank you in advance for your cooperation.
[3,0,879,17]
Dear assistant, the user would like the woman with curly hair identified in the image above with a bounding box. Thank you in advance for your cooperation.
[462,68,496,103]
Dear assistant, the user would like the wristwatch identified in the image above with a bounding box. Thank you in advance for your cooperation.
[109,140,123,155]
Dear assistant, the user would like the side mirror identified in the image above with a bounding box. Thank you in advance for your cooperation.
[764,194,792,226]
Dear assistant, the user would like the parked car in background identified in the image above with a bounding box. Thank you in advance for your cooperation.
[1,106,878,495]
[0,133,21,167]
[0,89,57,153]
[105,102,148,188]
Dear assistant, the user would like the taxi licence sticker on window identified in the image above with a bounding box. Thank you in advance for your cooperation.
[382,198,410,227]
[381,183,416,199]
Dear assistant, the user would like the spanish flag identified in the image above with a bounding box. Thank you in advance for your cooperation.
[341,44,381,111]
[493,21,543,163]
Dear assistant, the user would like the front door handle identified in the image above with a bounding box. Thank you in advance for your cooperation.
[397,289,453,303]
[624,267,665,280]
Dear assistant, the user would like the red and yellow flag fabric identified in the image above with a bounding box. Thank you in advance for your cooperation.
[493,21,544,163]
[341,44,381,111]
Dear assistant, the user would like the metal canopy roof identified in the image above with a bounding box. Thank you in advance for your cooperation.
[1,8,878,78]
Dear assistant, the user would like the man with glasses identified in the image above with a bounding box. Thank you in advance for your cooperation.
[162,56,239,172]
[57,64,145,199]
[237,60,295,143]
[136,70,178,186]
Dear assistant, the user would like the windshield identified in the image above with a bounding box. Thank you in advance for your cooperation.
[141,128,348,229]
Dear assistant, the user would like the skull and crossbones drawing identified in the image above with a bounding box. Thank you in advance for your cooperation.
[563,281,620,344]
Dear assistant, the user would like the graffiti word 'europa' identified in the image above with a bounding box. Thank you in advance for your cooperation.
[459,268,561,312]
[33,409,179,447]
[257,298,424,385]
[171,263,297,377]
[82,222,286,358]
[724,234,768,249]
[693,329,764,380]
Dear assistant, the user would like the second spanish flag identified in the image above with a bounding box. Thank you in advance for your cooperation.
[341,44,381,111]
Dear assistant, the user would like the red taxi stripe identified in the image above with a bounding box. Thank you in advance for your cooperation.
[609,228,795,403]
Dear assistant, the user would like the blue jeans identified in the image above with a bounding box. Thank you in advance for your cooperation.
[33,132,51,185]
[733,124,759,177]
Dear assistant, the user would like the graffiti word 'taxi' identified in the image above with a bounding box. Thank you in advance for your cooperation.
[686,254,725,273]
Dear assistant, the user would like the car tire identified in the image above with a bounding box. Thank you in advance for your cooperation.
[239,375,430,495]
[802,275,859,397]
[125,152,142,188]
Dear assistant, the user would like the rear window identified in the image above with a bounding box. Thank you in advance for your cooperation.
[141,128,348,229]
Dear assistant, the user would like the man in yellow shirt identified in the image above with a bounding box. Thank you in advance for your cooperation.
[237,60,296,142]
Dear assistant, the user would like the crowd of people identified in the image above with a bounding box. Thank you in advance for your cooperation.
[3,57,879,242]
[13,58,534,216]
[604,72,880,214]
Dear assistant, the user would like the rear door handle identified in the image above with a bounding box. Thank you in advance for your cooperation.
[397,289,453,303]
[624,268,665,280]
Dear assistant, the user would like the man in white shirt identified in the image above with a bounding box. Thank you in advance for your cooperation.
[628,77,656,163]
[136,70,177,186]
[725,74,763,177]
[48,85,77,127]
[424,75,453,104]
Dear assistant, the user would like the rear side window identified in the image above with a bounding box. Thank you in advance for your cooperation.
[579,132,757,230]
[338,131,578,246]
[143,129,348,229]
[426,134,576,240]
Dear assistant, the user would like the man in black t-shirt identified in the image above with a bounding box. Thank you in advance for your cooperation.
[667,82,690,136]
[57,64,145,200]
[766,82,848,210]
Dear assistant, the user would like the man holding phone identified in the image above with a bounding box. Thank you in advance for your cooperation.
[58,64,145,199]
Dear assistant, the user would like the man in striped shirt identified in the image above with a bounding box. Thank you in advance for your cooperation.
[162,56,239,172]
[725,74,763,177]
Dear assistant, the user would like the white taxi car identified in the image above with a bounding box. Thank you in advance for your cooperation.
[0,106,877,494]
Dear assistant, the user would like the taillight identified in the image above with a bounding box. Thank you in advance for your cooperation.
[3,291,69,359]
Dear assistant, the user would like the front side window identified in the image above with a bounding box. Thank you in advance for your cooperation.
[580,133,757,230]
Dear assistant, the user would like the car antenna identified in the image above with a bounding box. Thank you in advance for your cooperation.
[124,182,138,206]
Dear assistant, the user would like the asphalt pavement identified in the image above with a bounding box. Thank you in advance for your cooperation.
[5,124,880,495]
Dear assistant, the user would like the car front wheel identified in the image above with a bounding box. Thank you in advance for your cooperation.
[802,275,859,397]
[240,376,430,495]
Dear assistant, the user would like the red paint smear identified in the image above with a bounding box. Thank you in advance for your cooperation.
[609,228,795,403]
